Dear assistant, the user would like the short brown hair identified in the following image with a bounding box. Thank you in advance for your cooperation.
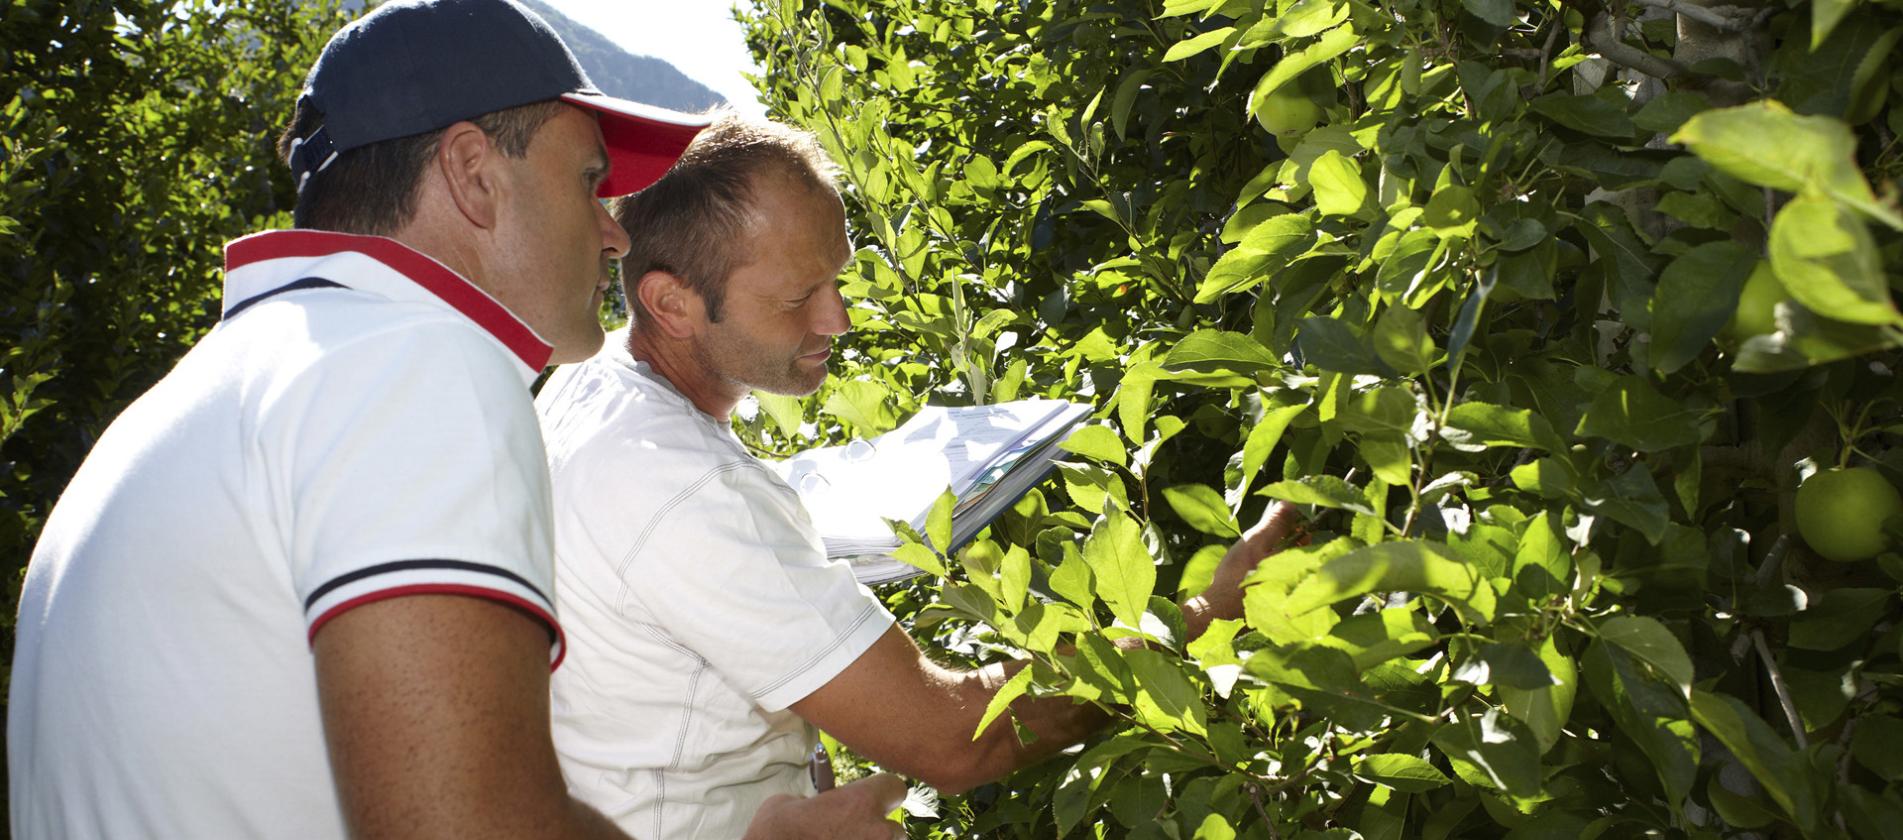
[276,99,567,236]
[611,113,838,324]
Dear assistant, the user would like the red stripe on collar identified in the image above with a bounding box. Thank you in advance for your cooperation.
[225,230,552,371]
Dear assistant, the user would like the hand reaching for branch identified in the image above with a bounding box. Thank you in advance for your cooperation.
[744,773,907,840]
[1182,501,1303,640]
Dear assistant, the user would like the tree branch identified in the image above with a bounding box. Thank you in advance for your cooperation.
[1752,629,1810,750]
[1627,0,1757,32]
[1583,12,1688,79]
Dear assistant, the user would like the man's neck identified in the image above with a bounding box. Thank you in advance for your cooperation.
[627,327,744,420]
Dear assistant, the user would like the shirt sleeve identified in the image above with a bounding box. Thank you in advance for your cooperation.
[624,462,894,712]
[259,319,563,666]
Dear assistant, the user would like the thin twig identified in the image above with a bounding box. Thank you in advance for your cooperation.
[1627,0,1757,32]
[1535,16,1564,89]
[1583,12,1688,80]
[1752,629,1810,749]
[1247,783,1284,840]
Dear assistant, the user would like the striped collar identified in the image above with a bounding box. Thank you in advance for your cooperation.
[222,230,554,379]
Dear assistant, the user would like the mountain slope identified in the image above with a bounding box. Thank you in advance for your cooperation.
[517,0,726,114]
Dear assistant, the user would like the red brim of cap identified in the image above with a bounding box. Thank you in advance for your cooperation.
[561,92,711,198]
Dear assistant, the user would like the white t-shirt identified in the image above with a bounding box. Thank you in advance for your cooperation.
[9,230,564,839]
[537,332,894,840]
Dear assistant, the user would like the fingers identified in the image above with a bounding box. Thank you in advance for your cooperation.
[1243,501,1302,548]
[830,773,907,840]
[837,772,908,814]
[747,773,907,840]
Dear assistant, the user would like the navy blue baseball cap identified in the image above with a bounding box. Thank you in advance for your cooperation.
[291,0,708,197]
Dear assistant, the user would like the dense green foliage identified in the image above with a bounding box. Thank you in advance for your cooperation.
[738,0,1903,836]
[0,0,349,687]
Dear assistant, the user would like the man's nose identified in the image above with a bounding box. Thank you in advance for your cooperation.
[598,200,630,259]
[813,282,849,337]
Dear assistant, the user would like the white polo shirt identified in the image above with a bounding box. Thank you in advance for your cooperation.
[537,332,894,840]
[9,230,564,839]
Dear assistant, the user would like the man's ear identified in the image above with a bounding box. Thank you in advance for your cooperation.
[632,269,705,340]
[437,121,502,230]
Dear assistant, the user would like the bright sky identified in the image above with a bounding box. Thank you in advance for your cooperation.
[540,0,767,117]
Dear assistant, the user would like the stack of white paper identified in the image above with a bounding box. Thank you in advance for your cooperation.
[774,399,1090,584]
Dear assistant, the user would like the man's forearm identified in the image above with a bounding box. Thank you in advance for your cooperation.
[948,661,1112,793]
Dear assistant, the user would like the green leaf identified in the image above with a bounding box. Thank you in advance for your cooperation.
[1111,69,1157,141]
[1238,403,1309,500]
[893,542,947,577]
[1359,434,1412,486]
[1059,462,1130,515]
[1597,616,1693,698]
[1510,457,1577,499]
[1163,483,1241,538]
[1193,813,1237,840]
[1632,90,1712,134]
[1062,424,1129,467]
[1297,316,1386,374]
[1813,0,1856,48]
[1372,305,1436,375]
[1084,511,1157,628]
[1356,753,1453,792]
[1733,300,1903,372]
[1126,648,1209,735]
[1768,192,1901,326]
[1163,329,1281,375]
[1282,540,1498,625]
[1163,26,1235,62]
[1320,607,1438,669]
[1247,26,1356,115]
[1461,0,1514,27]
[1583,463,1672,544]
[1650,241,1759,373]
[1333,385,1417,437]
[927,487,956,553]
[1531,91,1637,138]
[1188,617,1245,668]
[1512,510,1572,598]
[1451,642,1559,690]
[1431,708,1543,800]
[1310,150,1367,216]
[1573,376,1706,452]
[1159,0,1223,17]
[1423,185,1480,237]
[752,390,804,438]
[822,379,900,435]
[1583,641,1699,804]
[1259,474,1377,514]
[1243,643,1366,694]
[972,666,1035,739]
[1689,690,1821,832]
[1672,100,1903,229]
[1849,715,1903,781]
[1050,542,1096,611]
[1441,401,1565,452]
[1498,635,1578,753]
[1196,215,1316,303]
[1000,545,1032,614]
[1789,588,1893,650]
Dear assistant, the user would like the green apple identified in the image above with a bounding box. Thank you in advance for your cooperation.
[1796,467,1903,563]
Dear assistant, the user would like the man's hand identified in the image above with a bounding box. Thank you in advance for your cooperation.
[744,773,907,840]
[1184,501,1302,639]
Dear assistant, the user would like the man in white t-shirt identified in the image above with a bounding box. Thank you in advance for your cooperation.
[537,115,1300,838]
[8,3,903,838]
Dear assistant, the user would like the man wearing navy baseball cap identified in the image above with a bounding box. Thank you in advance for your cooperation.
[7,1,902,838]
